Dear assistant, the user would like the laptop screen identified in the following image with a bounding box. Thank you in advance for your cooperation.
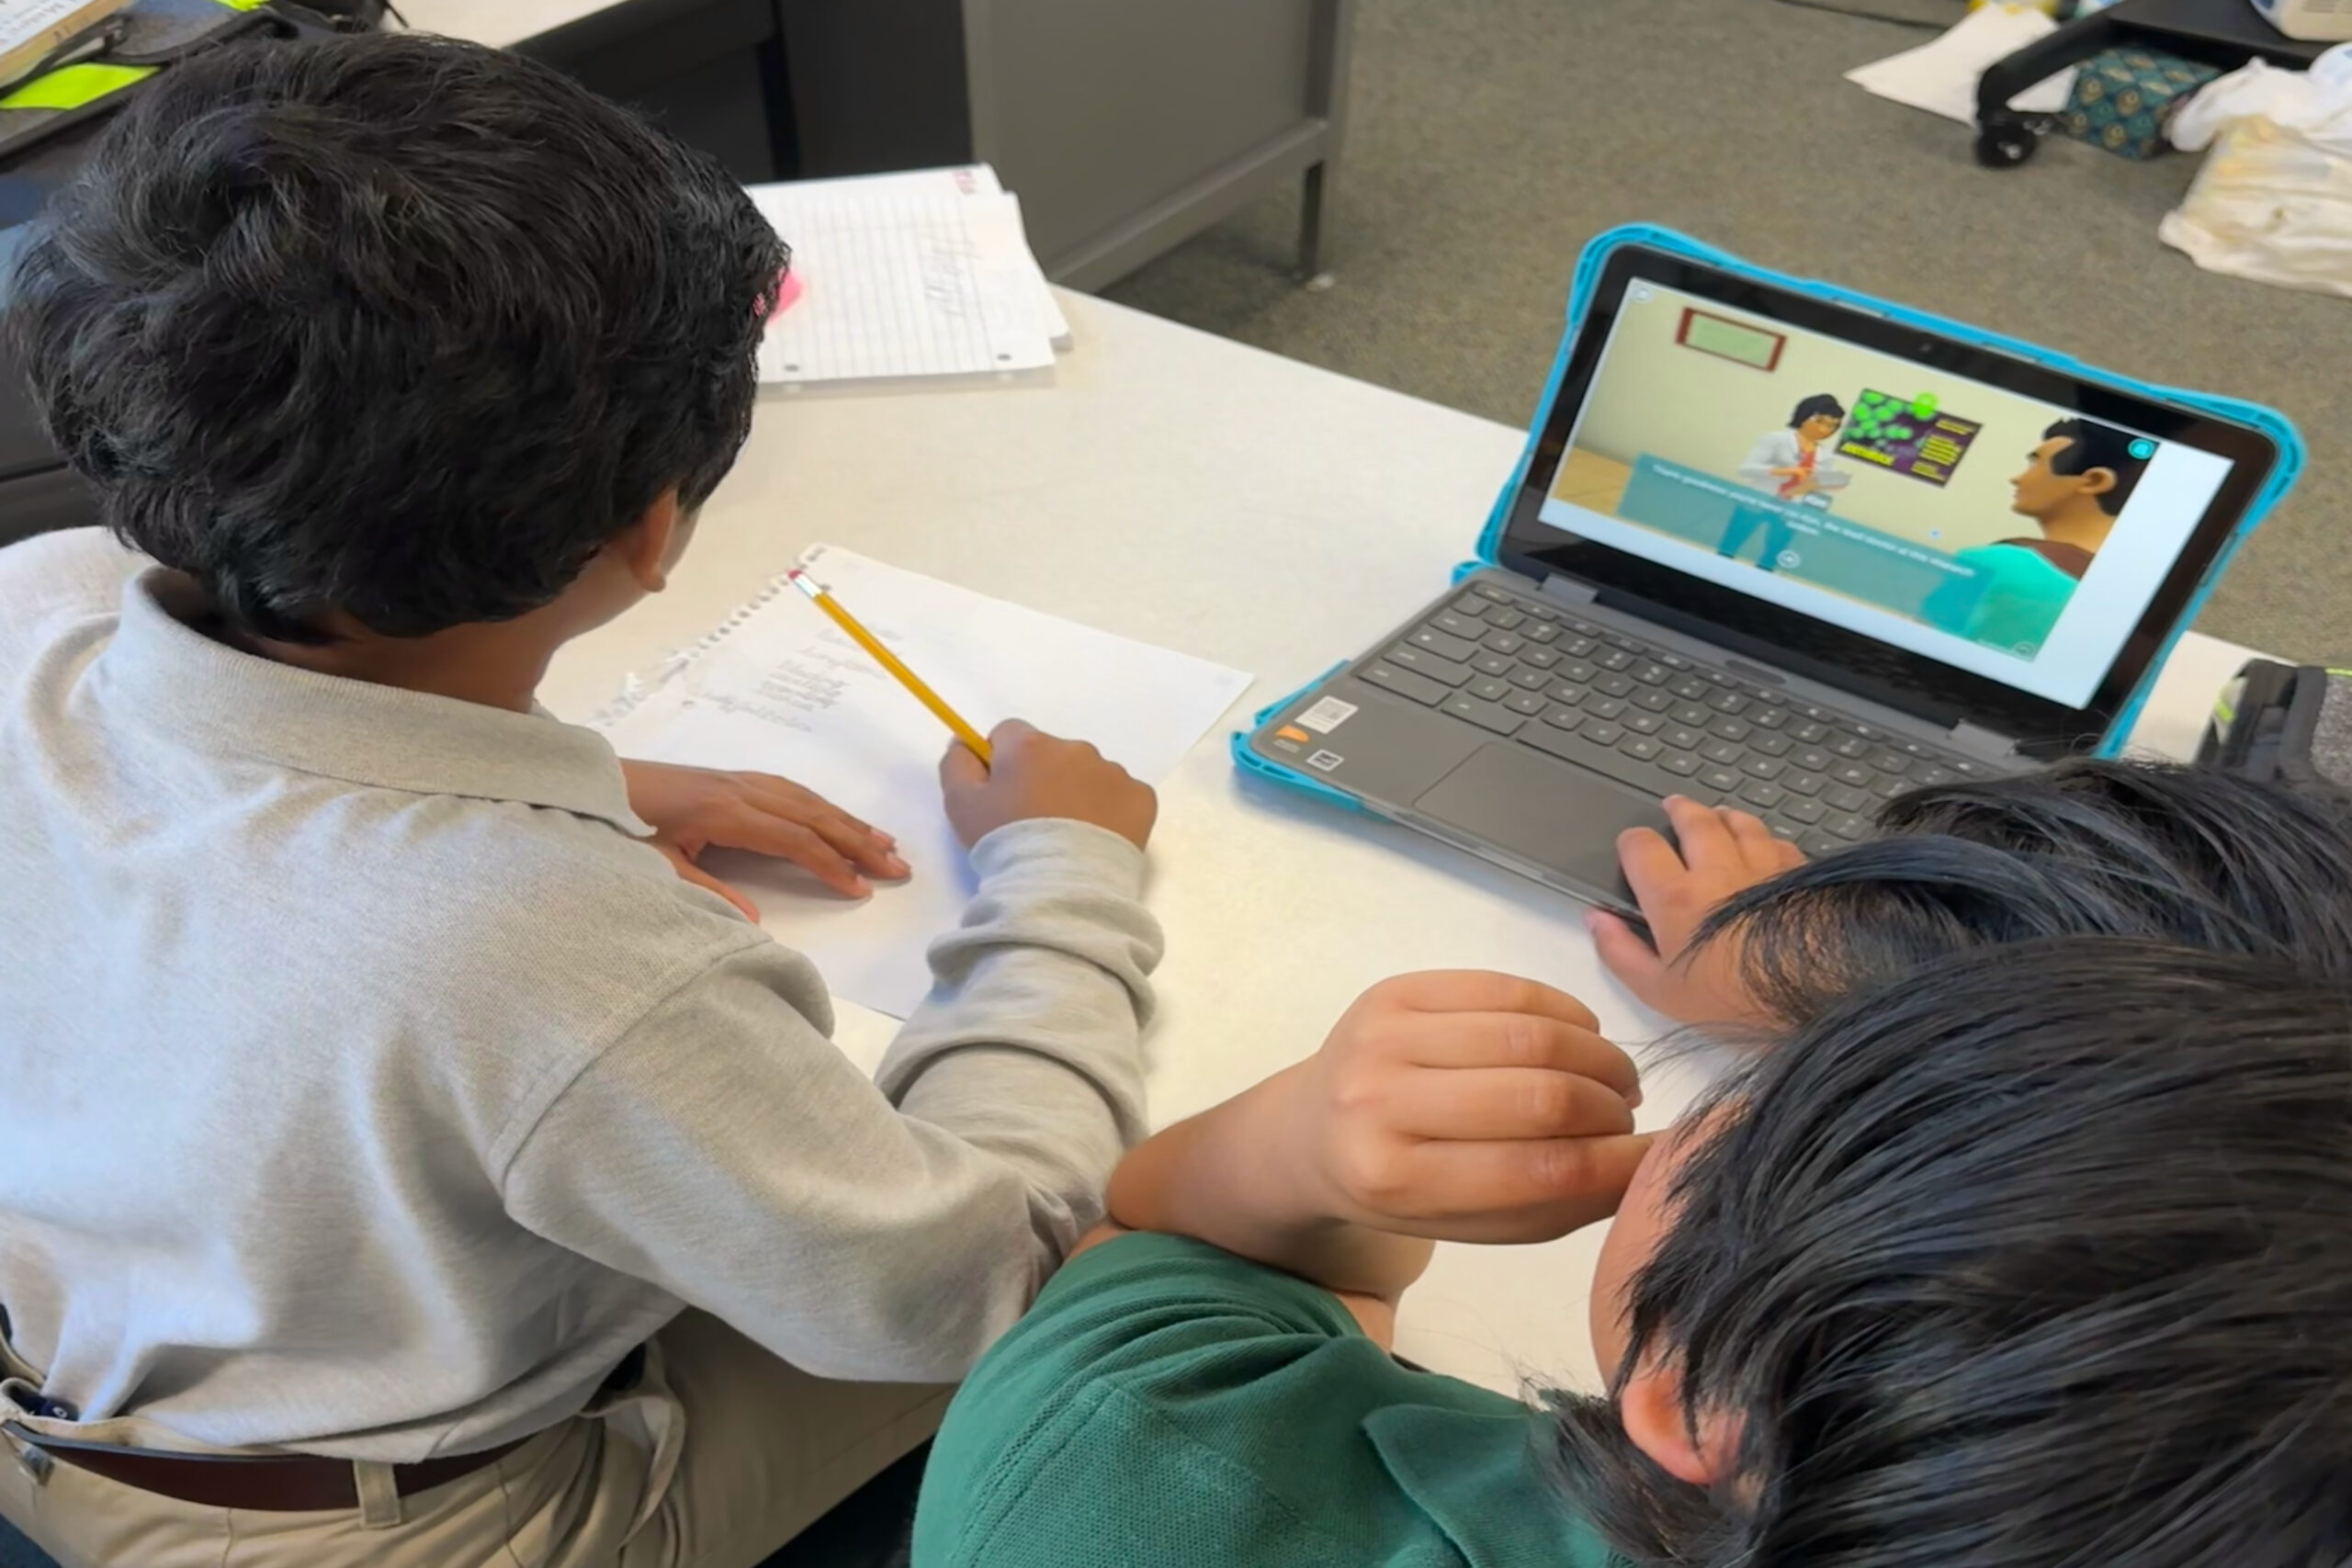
[1537,280,2232,713]
[1498,248,2281,749]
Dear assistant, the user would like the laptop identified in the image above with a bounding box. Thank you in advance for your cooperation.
[1242,238,2288,912]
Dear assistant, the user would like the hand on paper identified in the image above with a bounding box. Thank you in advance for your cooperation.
[1587,795,1804,1029]
[938,720,1158,852]
[620,759,909,916]
[1272,971,1650,1245]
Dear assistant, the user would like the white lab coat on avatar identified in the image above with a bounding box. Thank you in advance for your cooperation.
[1736,429,1850,502]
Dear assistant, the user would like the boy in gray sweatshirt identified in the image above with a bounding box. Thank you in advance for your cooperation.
[0,32,1159,1568]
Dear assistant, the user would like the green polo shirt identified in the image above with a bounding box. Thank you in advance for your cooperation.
[912,1233,1616,1568]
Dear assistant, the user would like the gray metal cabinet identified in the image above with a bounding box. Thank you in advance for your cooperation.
[525,0,1357,289]
[780,0,1353,289]
[962,0,1352,288]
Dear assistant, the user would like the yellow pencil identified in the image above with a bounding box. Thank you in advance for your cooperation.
[788,569,993,764]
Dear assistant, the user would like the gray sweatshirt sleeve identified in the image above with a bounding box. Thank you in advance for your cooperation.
[499,818,1162,1382]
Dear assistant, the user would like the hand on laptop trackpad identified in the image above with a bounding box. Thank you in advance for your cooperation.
[1412,743,1671,907]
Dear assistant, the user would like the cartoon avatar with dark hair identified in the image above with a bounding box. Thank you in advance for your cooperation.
[1922,417,2152,655]
[1722,394,1851,572]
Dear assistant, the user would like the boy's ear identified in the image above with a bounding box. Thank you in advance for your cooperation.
[2077,466,2119,498]
[611,490,687,592]
[1619,1354,1741,1488]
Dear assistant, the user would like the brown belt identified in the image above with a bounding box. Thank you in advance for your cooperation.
[1,1424,532,1511]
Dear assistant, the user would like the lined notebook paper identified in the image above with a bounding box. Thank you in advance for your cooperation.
[749,175,1060,386]
[593,547,1254,1017]
[765,164,1069,347]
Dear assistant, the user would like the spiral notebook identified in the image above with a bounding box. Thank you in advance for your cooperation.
[593,546,1254,1018]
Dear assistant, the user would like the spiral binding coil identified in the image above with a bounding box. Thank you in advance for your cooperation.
[586,558,816,728]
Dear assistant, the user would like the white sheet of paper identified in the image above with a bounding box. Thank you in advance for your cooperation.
[749,183,1057,384]
[776,165,1003,201]
[749,169,1069,353]
[1845,6,2077,125]
[594,546,1255,1018]
[967,192,1073,349]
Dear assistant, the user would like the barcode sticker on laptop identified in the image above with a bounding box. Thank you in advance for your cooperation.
[1299,696,1360,734]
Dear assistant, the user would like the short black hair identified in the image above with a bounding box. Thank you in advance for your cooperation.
[1699,758,2352,1023]
[2043,416,2149,517]
[4,34,786,643]
[1789,394,1845,428]
[1548,939,2352,1568]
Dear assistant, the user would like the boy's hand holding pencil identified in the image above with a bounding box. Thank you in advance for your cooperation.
[790,566,1157,854]
[940,721,1158,852]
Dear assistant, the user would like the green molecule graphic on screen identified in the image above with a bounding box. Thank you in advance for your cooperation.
[1836,389,1984,488]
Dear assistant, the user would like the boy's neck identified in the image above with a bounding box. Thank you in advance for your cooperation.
[254,630,551,713]
[165,579,561,714]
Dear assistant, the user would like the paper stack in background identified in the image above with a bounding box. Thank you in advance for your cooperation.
[747,164,1070,387]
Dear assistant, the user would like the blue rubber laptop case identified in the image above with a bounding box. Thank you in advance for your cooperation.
[1232,224,2302,820]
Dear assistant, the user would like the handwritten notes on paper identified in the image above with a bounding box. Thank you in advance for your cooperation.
[593,547,1254,1017]
[748,175,1061,385]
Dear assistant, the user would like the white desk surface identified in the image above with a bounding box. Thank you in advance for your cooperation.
[543,289,2256,1398]
[393,0,621,49]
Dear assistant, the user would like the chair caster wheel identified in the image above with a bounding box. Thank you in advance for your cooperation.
[1975,124,2037,167]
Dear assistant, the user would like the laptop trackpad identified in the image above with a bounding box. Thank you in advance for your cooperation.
[1412,743,1671,898]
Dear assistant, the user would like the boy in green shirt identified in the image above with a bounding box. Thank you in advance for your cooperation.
[916,765,2352,1567]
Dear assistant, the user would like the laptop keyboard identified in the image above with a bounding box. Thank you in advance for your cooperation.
[1358,581,1998,858]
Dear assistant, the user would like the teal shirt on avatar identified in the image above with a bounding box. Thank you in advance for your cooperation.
[1920,541,2086,655]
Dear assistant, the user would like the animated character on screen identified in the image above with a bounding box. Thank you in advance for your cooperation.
[1920,418,2151,656]
[1721,395,1851,571]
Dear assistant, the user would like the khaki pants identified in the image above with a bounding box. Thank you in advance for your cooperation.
[0,1314,949,1568]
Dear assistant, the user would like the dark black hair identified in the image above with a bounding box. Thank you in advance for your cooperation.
[2043,417,2149,517]
[3,34,786,643]
[1548,938,2352,1568]
[1699,758,2352,1023]
[1789,394,1845,428]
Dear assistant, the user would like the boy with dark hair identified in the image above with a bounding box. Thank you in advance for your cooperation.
[0,32,1162,1568]
[2025,415,2152,532]
[1920,416,2152,654]
[1554,939,2351,1568]
[1589,758,2352,1026]
[911,765,2352,1568]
